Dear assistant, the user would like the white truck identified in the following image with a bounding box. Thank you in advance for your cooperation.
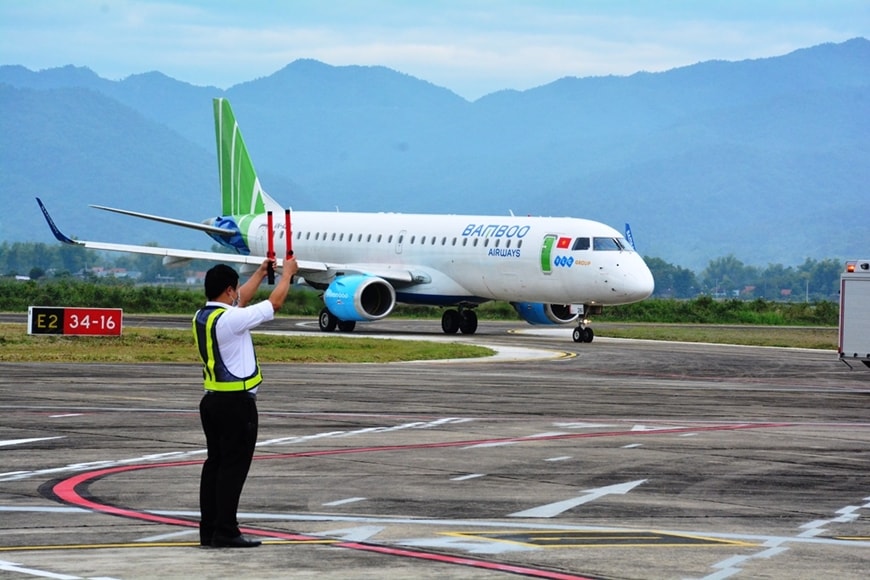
[838,259,870,368]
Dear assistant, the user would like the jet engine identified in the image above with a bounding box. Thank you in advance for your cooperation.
[323,275,396,322]
[511,302,580,325]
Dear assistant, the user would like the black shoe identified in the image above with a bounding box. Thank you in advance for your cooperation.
[211,534,261,548]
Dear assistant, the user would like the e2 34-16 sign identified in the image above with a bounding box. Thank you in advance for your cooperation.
[27,306,123,336]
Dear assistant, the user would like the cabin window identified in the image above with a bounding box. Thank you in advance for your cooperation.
[452,238,457,246]
[572,237,590,251]
[388,235,393,243]
[517,240,523,249]
[593,237,622,251]
[462,238,468,246]
[409,236,415,244]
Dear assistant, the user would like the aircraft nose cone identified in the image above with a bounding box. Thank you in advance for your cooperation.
[619,258,655,302]
[634,262,655,300]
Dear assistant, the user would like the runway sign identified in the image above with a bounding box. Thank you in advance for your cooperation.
[28,306,123,336]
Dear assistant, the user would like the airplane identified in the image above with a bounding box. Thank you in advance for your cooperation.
[37,97,654,343]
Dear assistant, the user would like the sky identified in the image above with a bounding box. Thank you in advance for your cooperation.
[1,0,868,101]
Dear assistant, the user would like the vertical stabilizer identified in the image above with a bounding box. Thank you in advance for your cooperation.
[213,98,283,216]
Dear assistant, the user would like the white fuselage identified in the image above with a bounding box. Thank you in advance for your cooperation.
[237,211,655,306]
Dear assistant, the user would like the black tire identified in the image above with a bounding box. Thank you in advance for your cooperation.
[318,308,337,332]
[459,310,478,334]
[337,320,356,332]
[441,309,460,334]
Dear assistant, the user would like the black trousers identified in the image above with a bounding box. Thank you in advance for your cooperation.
[198,391,258,543]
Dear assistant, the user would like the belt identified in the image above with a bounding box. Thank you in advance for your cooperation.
[204,390,257,399]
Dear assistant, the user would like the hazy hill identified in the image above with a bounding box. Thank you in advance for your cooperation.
[1,38,868,271]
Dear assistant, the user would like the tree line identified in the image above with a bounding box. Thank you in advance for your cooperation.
[0,241,848,302]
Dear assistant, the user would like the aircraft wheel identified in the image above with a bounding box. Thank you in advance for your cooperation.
[459,310,478,334]
[337,320,356,332]
[441,309,460,334]
[318,308,337,332]
[573,326,594,343]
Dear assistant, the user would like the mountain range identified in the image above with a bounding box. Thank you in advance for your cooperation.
[1,38,868,271]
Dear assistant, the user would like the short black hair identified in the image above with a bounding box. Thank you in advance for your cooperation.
[204,264,239,300]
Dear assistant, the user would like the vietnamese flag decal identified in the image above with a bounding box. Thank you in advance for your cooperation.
[556,237,572,249]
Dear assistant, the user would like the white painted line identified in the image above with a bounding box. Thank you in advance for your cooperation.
[313,526,384,542]
[464,441,517,449]
[0,436,64,448]
[621,444,643,449]
[523,432,568,438]
[136,529,197,542]
[323,497,366,506]
[545,456,571,462]
[0,559,79,579]
[509,479,646,518]
[0,506,88,514]
[50,414,83,418]
[451,473,485,481]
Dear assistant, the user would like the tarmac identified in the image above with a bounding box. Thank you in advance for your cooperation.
[1,315,868,579]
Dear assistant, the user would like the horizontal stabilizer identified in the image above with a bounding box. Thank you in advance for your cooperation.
[90,204,237,237]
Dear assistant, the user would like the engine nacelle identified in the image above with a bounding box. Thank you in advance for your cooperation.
[511,302,580,326]
[324,275,396,322]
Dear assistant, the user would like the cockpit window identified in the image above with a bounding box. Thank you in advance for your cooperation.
[593,237,625,251]
[572,237,590,251]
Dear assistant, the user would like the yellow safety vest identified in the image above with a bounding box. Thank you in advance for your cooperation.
[192,305,263,392]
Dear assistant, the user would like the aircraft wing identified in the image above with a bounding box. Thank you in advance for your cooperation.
[37,197,328,274]
[37,198,425,284]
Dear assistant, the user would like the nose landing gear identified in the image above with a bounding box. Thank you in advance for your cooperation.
[572,304,601,343]
[572,324,594,343]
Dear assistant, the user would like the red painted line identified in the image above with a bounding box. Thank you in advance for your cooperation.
[336,542,596,579]
[49,422,786,578]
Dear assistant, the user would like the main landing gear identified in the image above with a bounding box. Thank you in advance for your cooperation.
[318,308,356,332]
[441,307,478,335]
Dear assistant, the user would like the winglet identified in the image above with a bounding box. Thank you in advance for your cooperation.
[36,198,78,245]
[624,223,636,251]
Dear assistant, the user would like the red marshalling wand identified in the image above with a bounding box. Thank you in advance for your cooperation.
[266,211,275,284]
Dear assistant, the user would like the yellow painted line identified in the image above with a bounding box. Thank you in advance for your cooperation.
[0,539,338,551]
[445,529,756,549]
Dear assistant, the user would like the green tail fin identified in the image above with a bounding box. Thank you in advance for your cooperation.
[213,98,282,216]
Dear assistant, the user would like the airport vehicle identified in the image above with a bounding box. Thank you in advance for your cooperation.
[38,98,654,342]
[838,259,870,368]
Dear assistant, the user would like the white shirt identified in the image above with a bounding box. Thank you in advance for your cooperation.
[204,299,275,392]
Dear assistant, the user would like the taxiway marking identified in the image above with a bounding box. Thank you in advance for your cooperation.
[509,480,647,518]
